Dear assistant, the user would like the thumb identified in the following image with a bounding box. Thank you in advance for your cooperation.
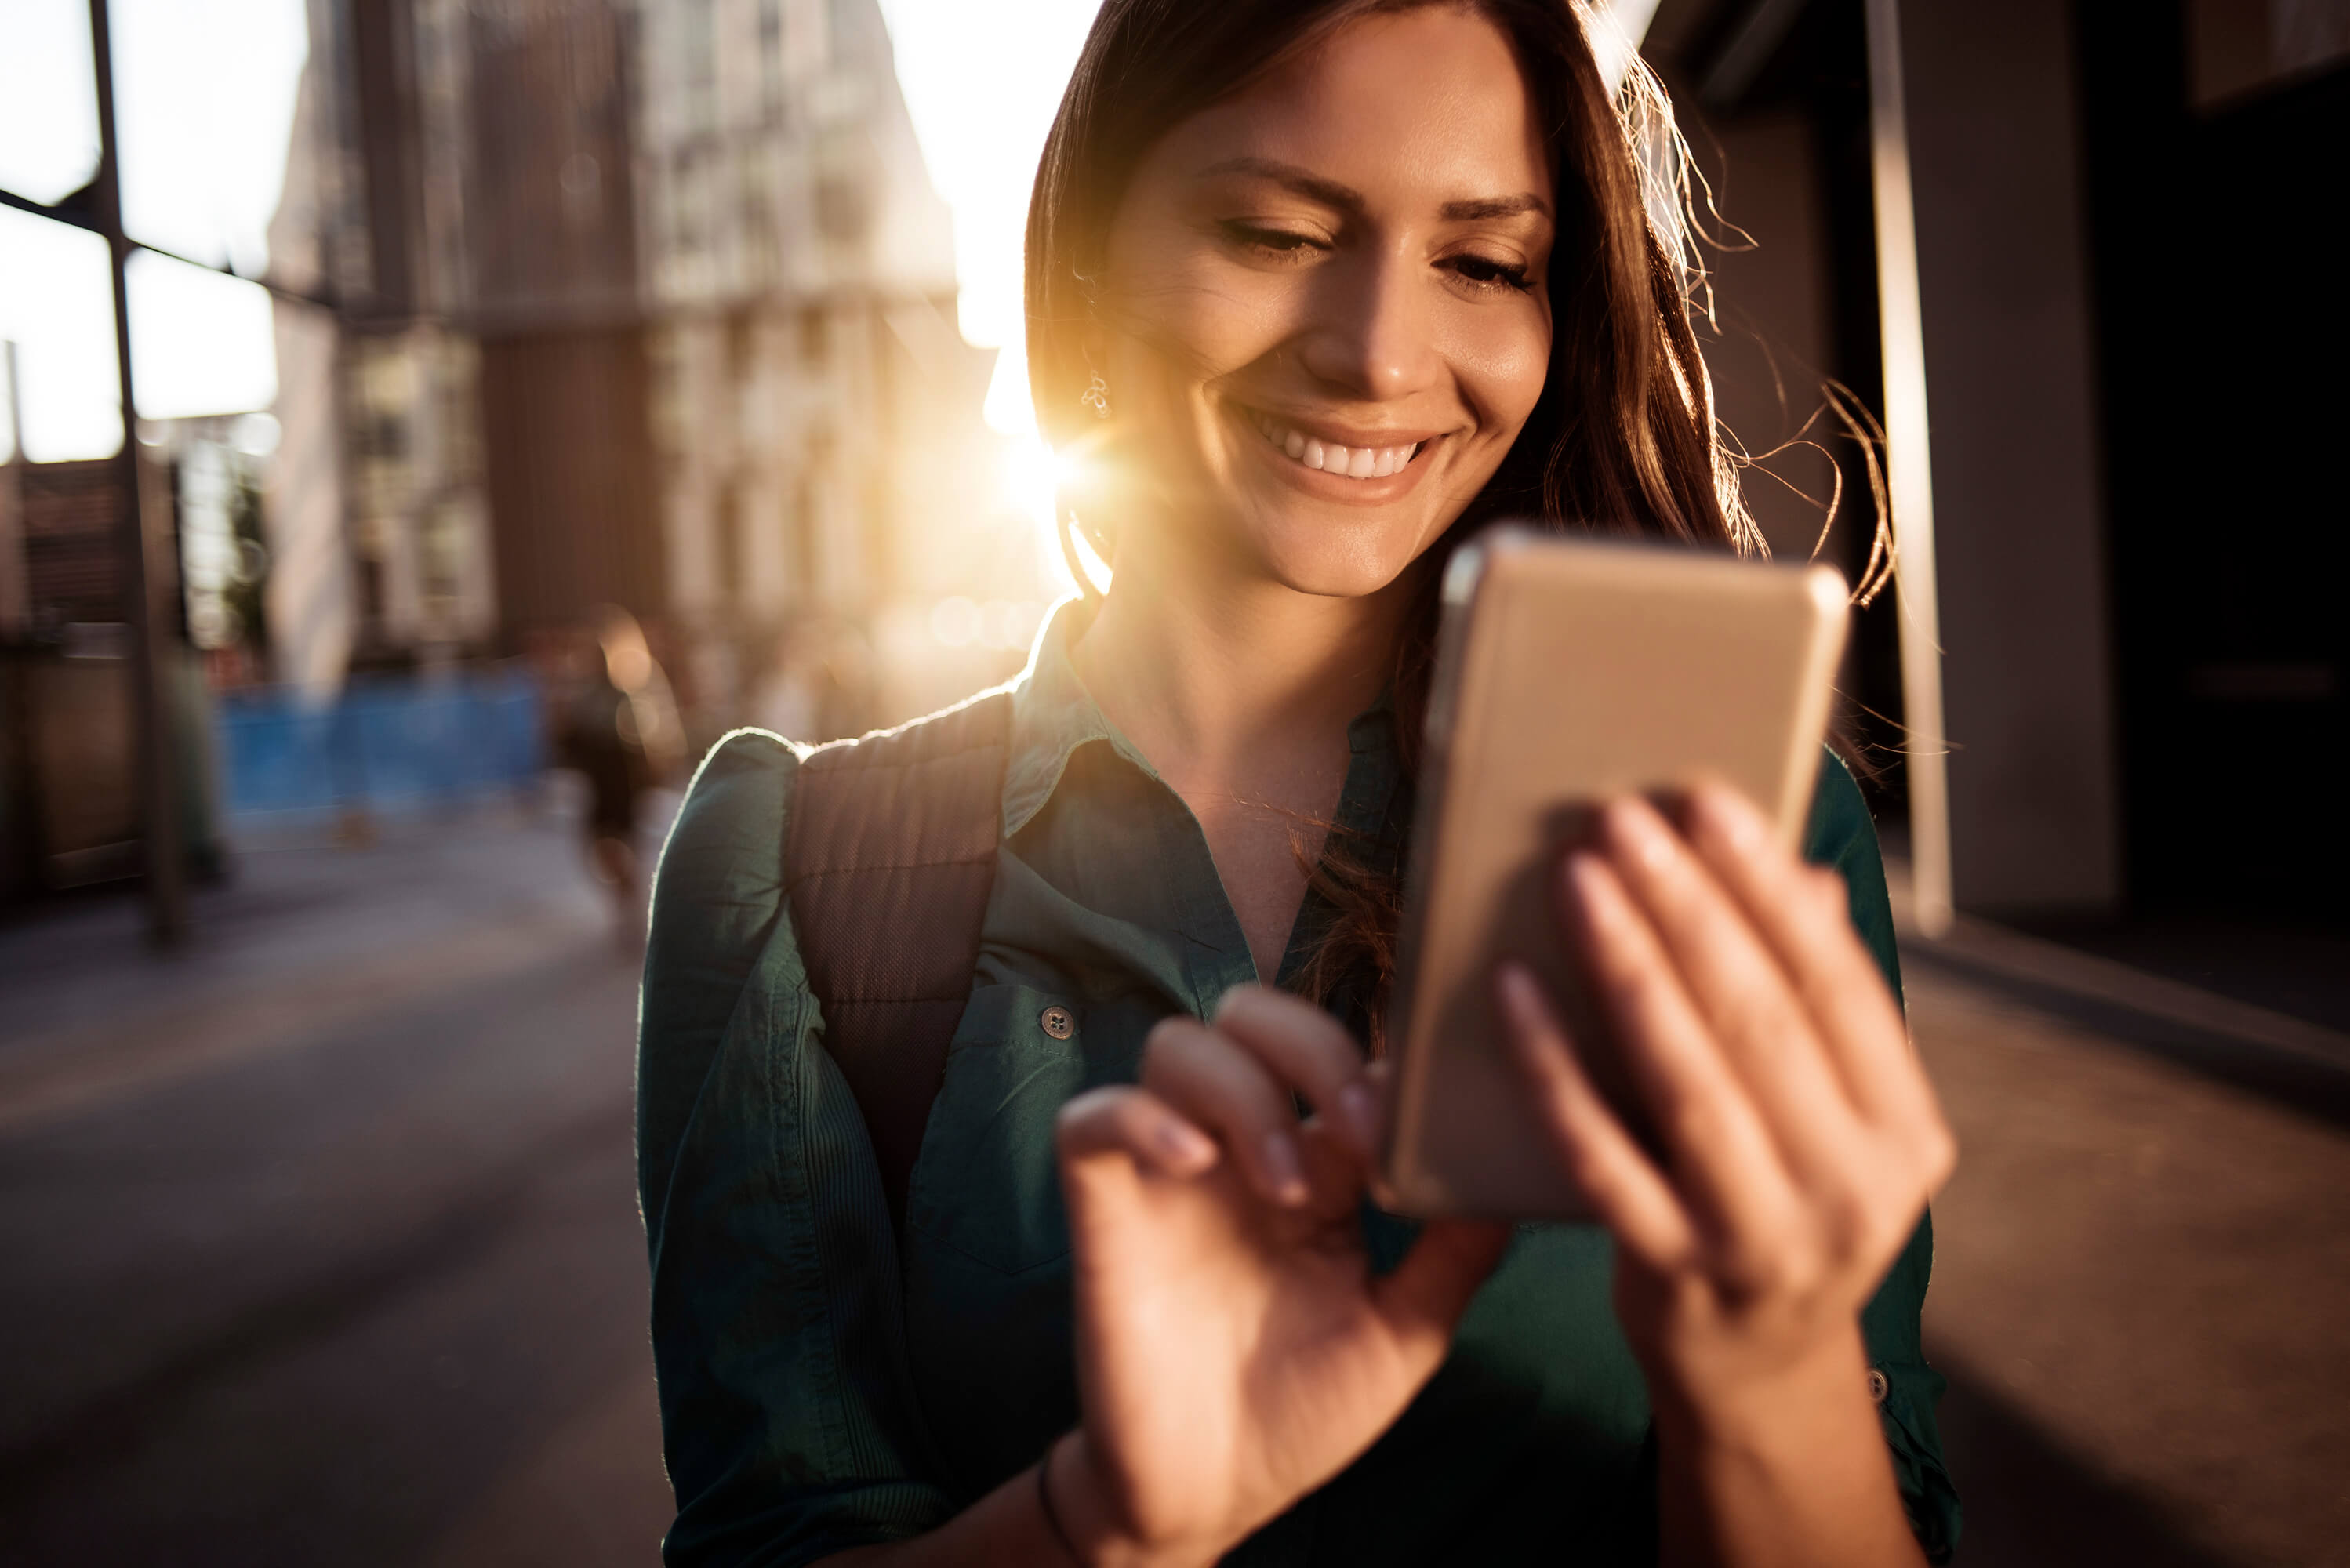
[1370,1218,1512,1358]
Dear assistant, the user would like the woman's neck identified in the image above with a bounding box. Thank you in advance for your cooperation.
[1070,525,1409,979]
[1070,540,1405,808]
[1071,524,1400,982]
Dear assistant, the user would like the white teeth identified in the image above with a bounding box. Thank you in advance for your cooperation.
[1251,410,1422,480]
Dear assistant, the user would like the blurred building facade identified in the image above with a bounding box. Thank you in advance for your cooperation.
[265,0,997,735]
[3,0,1020,906]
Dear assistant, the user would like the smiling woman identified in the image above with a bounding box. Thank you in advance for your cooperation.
[637,4,1960,1566]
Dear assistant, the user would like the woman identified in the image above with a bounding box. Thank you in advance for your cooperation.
[638,2,1961,1563]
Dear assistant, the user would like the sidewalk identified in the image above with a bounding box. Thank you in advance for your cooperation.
[0,802,674,1568]
[1898,888,2350,1567]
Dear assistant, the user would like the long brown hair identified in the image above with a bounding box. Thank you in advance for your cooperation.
[1025,0,1756,1036]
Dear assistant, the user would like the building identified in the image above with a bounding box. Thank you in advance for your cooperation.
[630,0,993,726]
[264,0,1001,739]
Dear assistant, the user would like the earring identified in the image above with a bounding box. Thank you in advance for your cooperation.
[1081,372,1110,419]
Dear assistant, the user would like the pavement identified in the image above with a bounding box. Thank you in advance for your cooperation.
[0,800,674,1568]
[1,804,2345,1566]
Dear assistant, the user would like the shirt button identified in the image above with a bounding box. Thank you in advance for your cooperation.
[1867,1368,1891,1404]
[1040,1005,1076,1040]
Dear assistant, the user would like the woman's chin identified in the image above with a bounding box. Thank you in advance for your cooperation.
[1240,518,1431,601]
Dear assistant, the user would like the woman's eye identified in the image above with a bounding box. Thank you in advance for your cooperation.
[1445,253,1534,292]
[1220,221,1323,259]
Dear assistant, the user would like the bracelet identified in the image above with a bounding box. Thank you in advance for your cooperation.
[1036,1437,1084,1565]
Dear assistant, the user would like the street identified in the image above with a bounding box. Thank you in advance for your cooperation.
[2,808,2345,1566]
[0,806,671,1568]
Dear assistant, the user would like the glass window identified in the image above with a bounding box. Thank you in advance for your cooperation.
[0,207,121,461]
[111,0,310,274]
[0,0,101,206]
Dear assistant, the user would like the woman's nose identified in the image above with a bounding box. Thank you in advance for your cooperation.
[1295,250,1441,401]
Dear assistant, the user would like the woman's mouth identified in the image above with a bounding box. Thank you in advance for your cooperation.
[1244,409,1425,481]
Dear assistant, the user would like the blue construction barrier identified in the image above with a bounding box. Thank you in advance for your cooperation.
[212,666,545,820]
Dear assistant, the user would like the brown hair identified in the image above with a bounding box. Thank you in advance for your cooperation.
[1025,0,1756,1039]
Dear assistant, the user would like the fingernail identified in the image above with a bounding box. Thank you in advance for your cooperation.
[1155,1117,1215,1169]
[1702,783,1764,849]
[1496,967,1551,1051]
[1261,1131,1308,1203]
[1337,1080,1381,1150]
[1497,964,1538,1020]
[1564,849,1608,902]
[1611,799,1673,869]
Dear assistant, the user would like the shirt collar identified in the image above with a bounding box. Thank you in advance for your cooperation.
[1003,595,1124,838]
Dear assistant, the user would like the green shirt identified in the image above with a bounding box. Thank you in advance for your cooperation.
[638,601,1960,1566]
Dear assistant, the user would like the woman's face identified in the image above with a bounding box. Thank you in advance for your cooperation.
[1097,4,1555,600]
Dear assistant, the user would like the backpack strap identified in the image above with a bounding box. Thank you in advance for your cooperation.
[783,688,1014,1241]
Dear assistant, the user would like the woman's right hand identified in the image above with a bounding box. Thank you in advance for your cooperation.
[1050,986,1511,1566]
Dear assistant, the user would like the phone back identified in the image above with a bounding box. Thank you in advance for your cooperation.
[1381,530,1849,1217]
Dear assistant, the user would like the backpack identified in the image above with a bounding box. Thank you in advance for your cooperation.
[783,688,1015,1240]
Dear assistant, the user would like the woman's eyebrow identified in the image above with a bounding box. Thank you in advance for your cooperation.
[1440,193,1551,221]
[1196,156,1550,222]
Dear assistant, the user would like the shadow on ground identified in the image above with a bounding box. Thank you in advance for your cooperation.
[1937,1361,2239,1567]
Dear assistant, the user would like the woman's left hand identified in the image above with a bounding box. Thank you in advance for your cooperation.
[1497,781,1952,1563]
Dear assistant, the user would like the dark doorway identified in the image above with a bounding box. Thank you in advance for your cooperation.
[2076,3,2349,916]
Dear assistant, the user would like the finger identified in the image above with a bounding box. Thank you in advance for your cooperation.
[1371,1217,1512,1364]
[1588,795,1862,1176]
[1558,850,1800,1253]
[1055,1085,1220,1181]
[1495,964,1695,1269]
[1677,780,1934,1133]
[1142,1016,1318,1206]
[1213,985,1382,1156]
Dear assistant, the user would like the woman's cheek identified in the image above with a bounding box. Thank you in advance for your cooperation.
[1167,265,1306,378]
[1465,316,1552,432]
[1437,289,1548,401]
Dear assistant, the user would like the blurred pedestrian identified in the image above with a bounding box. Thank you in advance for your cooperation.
[556,606,682,949]
[638,4,1958,1565]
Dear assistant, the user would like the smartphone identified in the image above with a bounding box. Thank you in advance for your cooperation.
[1378,528,1850,1218]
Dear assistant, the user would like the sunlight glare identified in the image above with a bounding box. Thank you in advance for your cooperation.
[1003,426,1081,597]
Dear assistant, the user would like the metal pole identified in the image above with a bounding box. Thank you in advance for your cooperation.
[1863,0,1954,938]
[85,0,189,946]
[0,342,28,639]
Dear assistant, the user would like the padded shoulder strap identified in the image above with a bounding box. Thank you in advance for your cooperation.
[784,688,1014,1240]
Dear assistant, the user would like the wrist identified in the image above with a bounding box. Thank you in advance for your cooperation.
[1644,1326,1923,1567]
[1042,1431,1227,1568]
[1645,1323,1879,1457]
